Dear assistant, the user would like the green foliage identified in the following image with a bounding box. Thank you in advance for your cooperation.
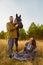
[19,28,27,40]
[0,31,7,39]
[27,22,37,38]
[27,22,43,39]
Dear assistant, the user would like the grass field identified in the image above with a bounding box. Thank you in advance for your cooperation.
[0,39,43,65]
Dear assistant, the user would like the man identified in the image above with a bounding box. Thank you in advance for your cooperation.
[6,16,18,58]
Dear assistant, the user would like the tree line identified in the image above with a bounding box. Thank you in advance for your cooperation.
[0,22,43,40]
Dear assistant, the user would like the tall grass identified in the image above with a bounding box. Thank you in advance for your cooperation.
[0,39,43,65]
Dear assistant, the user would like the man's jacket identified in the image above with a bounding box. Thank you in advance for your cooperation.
[6,22,17,38]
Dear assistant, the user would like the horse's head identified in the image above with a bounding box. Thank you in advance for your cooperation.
[16,14,22,23]
[14,14,23,28]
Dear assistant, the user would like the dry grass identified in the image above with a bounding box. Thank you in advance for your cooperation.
[0,39,43,65]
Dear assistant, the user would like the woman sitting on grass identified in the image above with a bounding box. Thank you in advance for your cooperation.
[13,37,37,61]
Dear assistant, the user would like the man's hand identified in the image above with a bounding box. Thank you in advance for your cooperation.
[15,24,18,28]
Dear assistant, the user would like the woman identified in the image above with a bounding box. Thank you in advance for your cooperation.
[13,37,37,61]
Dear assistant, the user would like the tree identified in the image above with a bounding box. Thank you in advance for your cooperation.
[27,22,43,39]
[0,31,7,39]
[37,25,43,39]
[27,22,38,38]
[19,28,27,40]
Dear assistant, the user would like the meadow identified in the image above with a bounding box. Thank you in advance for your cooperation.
[0,39,43,65]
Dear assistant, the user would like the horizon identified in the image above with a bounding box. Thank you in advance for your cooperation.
[0,0,43,31]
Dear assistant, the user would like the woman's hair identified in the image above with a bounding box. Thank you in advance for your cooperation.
[31,38,36,48]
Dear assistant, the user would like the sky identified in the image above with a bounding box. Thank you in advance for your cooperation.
[0,0,43,31]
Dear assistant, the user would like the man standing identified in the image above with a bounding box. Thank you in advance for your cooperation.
[6,16,18,58]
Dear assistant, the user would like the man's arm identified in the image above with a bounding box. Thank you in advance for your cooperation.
[6,23,18,32]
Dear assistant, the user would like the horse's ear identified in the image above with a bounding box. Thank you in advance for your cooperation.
[19,15,21,18]
[16,14,18,18]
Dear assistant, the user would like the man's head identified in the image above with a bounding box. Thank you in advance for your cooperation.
[9,16,13,23]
